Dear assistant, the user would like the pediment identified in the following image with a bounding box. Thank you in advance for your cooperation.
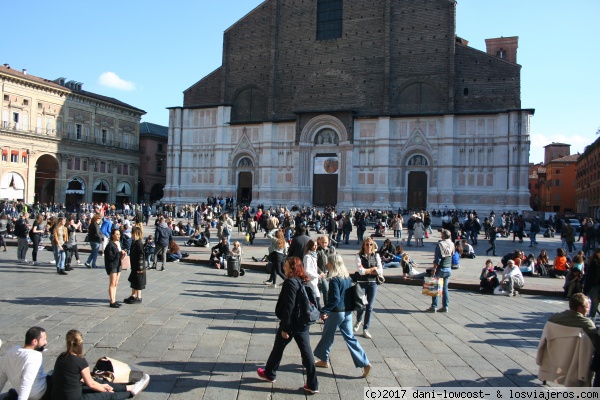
[232,134,256,155]
[404,129,433,152]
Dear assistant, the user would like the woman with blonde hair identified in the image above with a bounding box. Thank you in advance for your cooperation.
[105,228,126,308]
[51,329,149,399]
[125,226,146,304]
[354,238,383,339]
[314,253,372,377]
[52,217,69,275]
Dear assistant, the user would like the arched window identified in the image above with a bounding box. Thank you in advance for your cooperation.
[408,155,429,166]
[314,128,339,145]
[238,157,253,167]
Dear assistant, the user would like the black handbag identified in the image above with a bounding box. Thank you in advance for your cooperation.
[352,282,368,311]
[63,243,74,251]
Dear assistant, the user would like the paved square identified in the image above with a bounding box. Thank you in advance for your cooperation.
[0,233,567,399]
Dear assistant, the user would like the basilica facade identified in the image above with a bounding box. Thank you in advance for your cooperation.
[165,0,533,212]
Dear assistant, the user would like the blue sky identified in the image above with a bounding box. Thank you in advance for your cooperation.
[3,1,599,164]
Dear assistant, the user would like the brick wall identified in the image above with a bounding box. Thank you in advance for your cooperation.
[454,45,521,112]
[182,0,523,121]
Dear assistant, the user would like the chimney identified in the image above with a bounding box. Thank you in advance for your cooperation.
[485,36,518,63]
[22,69,27,75]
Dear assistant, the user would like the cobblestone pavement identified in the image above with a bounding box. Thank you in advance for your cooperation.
[0,221,570,399]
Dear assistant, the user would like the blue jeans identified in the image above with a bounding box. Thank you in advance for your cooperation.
[17,237,29,260]
[589,286,600,319]
[407,229,414,245]
[314,311,370,368]
[86,242,101,268]
[53,246,66,270]
[432,268,451,309]
[529,232,538,245]
[356,281,378,329]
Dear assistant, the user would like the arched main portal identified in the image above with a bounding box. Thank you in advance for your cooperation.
[35,154,59,205]
[406,155,429,211]
[236,157,254,205]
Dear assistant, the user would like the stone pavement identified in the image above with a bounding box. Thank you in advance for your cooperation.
[0,221,573,399]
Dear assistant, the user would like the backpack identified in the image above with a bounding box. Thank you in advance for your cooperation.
[295,283,320,326]
[222,225,231,236]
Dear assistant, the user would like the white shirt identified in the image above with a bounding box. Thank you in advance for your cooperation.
[303,253,320,298]
[0,346,47,400]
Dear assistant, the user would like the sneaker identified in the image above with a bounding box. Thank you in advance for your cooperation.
[131,374,150,396]
[363,330,372,339]
[513,291,519,296]
[439,307,449,313]
[270,283,279,289]
[33,261,41,266]
[172,259,180,263]
[507,292,514,297]
[22,260,30,264]
[16,259,23,263]
[85,262,91,269]
[76,260,82,265]
[49,260,56,264]
[363,364,372,378]
[353,321,362,332]
[425,307,437,313]
[257,368,275,383]
[303,385,319,394]
[263,280,272,285]
[315,360,330,368]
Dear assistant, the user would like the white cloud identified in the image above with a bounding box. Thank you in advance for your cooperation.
[98,72,135,91]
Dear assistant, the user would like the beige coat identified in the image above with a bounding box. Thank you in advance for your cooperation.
[536,321,593,387]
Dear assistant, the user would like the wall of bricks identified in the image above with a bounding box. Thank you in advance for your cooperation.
[183,0,522,122]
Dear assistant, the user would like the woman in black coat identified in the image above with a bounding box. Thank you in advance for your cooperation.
[257,257,319,394]
[105,228,125,308]
[125,226,146,304]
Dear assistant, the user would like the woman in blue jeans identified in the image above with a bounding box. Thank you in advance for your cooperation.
[426,229,455,313]
[85,214,102,269]
[314,254,371,377]
[52,217,68,275]
[354,238,383,339]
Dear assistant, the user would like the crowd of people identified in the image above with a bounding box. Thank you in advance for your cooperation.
[2,200,600,392]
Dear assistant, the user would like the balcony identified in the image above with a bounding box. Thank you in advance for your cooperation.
[61,131,139,151]
[1,122,60,137]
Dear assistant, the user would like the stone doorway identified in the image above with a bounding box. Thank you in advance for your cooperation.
[407,171,427,210]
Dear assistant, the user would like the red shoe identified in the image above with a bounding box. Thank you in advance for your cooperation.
[257,368,275,383]
[304,384,319,394]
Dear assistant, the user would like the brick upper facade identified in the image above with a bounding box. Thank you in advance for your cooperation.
[185,0,521,120]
